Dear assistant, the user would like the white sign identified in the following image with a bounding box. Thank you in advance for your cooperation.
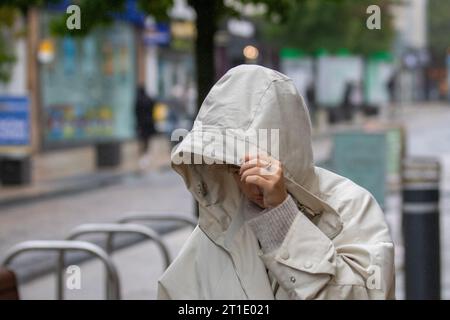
[280,57,313,98]
[316,56,363,107]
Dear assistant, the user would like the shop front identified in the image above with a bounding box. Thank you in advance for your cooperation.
[143,18,196,136]
[39,12,137,150]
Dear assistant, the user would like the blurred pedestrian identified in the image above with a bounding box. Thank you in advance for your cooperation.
[158,65,395,300]
[342,82,354,121]
[305,80,316,123]
[342,81,364,120]
[134,86,155,170]
[387,71,398,104]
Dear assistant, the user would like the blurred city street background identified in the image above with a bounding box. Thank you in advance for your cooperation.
[1,0,450,300]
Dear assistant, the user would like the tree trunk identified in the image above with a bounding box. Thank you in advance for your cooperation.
[188,0,219,218]
[189,0,218,112]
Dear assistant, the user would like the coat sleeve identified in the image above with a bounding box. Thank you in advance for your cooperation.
[247,194,395,300]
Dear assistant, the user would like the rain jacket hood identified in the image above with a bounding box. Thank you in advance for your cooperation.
[171,64,342,243]
[159,65,395,300]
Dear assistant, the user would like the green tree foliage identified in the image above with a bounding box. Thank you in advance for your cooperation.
[262,0,395,56]
[0,6,18,83]
[58,3,120,35]
[182,0,294,108]
[0,0,295,107]
[0,1,61,83]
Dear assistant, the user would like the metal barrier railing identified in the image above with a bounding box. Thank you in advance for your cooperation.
[1,240,121,300]
[58,223,171,300]
[2,215,194,300]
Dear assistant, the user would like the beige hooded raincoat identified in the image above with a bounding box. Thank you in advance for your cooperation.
[157,65,395,300]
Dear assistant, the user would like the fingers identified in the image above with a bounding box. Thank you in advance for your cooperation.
[242,153,271,163]
[239,158,266,174]
[240,166,279,182]
[238,153,287,209]
[240,167,264,182]
[234,170,265,207]
[239,153,280,176]
[244,174,271,191]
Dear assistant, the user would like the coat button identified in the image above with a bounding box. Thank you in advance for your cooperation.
[280,250,290,260]
[290,276,296,283]
[304,260,313,269]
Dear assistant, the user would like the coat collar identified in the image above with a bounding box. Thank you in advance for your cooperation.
[197,168,344,299]
[198,167,344,249]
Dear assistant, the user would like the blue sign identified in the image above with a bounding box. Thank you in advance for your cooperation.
[47,0,147,27]
[112,0,146,27]
[0,96,30,145]
[143,23,171,46]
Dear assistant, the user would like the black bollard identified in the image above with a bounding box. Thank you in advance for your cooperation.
[402,157,441,300]
[95,140,121,168]
[0,155,31,186]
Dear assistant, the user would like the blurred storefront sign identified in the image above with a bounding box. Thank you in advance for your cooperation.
[170,20,196,51]
[143,21,171,46]
[227,19,255,38]
[171,21,196,39]
[142,7,196,128]
[0,97,31,185]
[364,56,394,106]
[37,39,55,64]
[156,51,195,129]
[166,0,196,50]
[316,55,364,108]
[143,20,195,132]
[0,96,30,146]
[280,48,313,97]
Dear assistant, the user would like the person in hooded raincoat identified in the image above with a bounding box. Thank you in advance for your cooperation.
[157,65,395,300]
